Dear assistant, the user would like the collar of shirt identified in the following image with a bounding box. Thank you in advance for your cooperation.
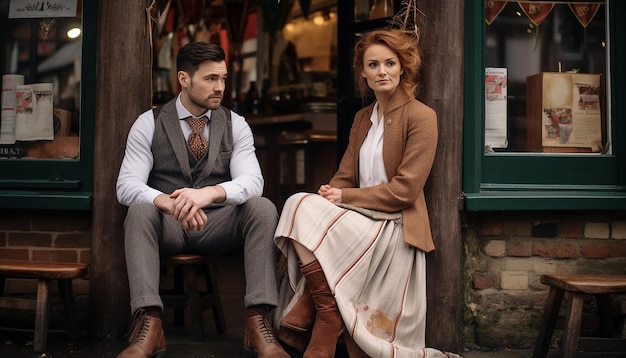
[175,94,210,120]
[370,101,384,126]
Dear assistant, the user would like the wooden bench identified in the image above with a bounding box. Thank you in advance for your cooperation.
[533,274,626,358]
[160,254,227,340]
[0,259,88,353]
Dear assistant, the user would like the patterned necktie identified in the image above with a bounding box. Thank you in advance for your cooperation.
[186,116,208,159]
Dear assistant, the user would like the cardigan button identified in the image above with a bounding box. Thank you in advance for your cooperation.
[386,119,392,125]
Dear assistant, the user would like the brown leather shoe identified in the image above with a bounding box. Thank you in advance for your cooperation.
[243,306,290,358]
[117,308,166,358]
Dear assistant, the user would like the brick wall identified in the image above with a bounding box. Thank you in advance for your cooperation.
[0,209,91,294]
[462,210,626,349]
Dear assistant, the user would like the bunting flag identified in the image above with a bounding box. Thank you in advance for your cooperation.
[299,0,311,19]
[224,1,249,56]
[569,3,601,27]
[518,2,555,49]
[569,2,602,51]
[486,1,605,28]
[176,0,205,42]
[518,2,555,26]
[486,0,508,25]
[262,0,295,37]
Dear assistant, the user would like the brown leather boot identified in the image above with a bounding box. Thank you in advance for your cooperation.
[243,305,290,358]
[302,260,345,358]
[342,331,370,358]
[277,324,311,352]
[280,285,315,332]
[116,308,166,358]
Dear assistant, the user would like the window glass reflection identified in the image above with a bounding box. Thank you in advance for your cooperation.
[485,0,607,154]
[355,0,394,22]
[0,0,82,159]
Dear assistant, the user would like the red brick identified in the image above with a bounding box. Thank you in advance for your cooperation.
[7,233,52,247]
[473,273,500,290]
[31,211,91,232]
[508,240,533,257]
[0,210,31,230]
[479,218,503,236]
[0,249,29,260]
[502,221,531,237]
[582,241,626,259]
[55,233,91,249]
[533,241,582,258]
[79,250,91,265]
[576,211,610,221]
[32,250,79,263]
[532,210,562,223]
[483,240,506,257]
[560,221,584,239]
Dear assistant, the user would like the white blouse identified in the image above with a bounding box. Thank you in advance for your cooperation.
[358,102,389,188]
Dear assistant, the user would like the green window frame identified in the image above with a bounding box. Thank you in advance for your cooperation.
[0,1,97,210]
[463,0,626,211]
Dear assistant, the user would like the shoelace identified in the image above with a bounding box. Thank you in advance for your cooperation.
[127,309,150,344]
[255,315,277,343]
[133,318,151,343]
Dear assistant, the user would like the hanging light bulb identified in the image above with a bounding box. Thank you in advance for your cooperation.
[67,27,81,39]
[313,13,324,25]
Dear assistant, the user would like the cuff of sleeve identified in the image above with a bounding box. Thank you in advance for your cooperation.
[142,188,164,205]
[217,182,237,205]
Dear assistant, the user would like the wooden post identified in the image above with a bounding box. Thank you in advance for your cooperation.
[419,0,465,352]
[90,0,153,339]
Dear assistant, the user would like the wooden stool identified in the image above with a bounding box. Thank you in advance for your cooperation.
[161,254,227,340]
[0,259,88,353]
[533,274,626,358]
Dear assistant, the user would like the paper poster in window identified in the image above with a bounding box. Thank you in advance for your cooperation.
[540,73,602,150]
[1,74,24,144]
[9,0,78,19]
[15,83,54,141]
[485,67,508,150]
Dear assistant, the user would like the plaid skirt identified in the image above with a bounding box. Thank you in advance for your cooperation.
[274,192,453,358]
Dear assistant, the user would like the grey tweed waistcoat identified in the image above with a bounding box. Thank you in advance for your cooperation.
[148,99,233,199]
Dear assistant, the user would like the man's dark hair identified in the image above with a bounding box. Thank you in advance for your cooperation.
[176,42,226,76]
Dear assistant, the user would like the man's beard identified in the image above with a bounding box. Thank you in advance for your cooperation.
[190,93,221,111]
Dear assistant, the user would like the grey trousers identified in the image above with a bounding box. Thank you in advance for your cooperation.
[123,196,280,315]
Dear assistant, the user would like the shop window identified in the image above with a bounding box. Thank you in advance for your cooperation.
[0,0,96,210]
[355,0,394,21]
[463,0,626,210]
